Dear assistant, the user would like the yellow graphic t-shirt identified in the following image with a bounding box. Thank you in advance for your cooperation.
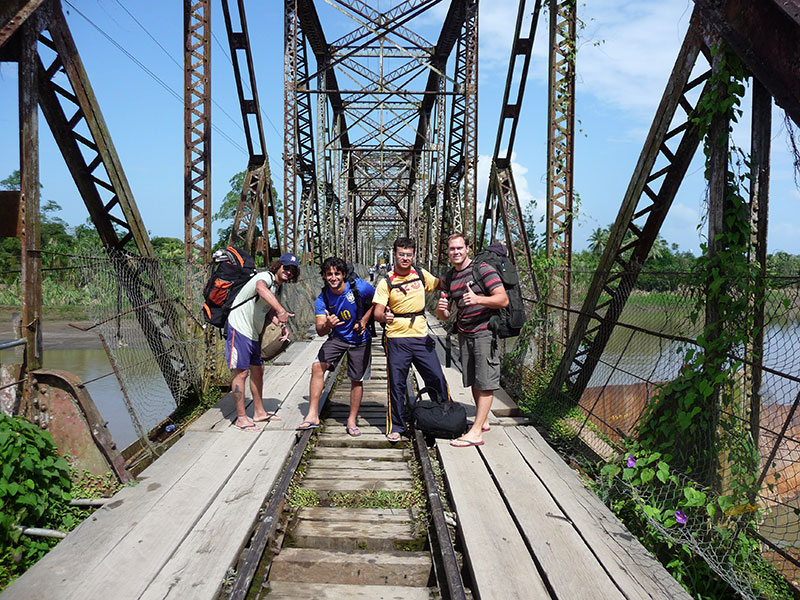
[372,267,439,338]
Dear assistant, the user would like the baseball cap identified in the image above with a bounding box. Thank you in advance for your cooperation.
[280,253,299,267]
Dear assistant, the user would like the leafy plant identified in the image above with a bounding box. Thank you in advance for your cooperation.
[0,414,72,590]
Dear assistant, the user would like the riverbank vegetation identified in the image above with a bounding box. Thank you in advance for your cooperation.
[0,413,123,592]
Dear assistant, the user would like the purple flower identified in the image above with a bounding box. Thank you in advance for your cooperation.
[626,455,636,468]
[675,510,688,525]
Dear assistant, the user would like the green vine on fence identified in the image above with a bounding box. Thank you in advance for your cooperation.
[597,45,791,599]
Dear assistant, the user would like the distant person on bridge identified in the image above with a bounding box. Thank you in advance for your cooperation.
[297,257,375,436]
[227,253,300,431]
[437,234,508,447]
[373,237,449,442]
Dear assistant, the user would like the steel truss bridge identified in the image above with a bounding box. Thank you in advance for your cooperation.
[3,0,800,494]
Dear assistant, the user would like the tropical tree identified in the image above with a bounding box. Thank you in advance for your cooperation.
[587,226,609,256]
[212,171,281,253]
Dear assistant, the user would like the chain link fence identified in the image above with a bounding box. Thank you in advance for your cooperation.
[504,265,800,598]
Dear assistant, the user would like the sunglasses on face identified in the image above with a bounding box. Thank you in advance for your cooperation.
[283,265,298,274]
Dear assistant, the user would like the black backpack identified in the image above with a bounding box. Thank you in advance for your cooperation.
[410,386,467,440]
[202,246,257,329]
[321,263,376,338]
[445,243,525,339]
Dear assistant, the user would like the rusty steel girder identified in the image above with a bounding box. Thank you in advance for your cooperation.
[32,2,196,401]
[286,0,470,264]
[222,0,280,264]
[0,0,46,49]
[693,0,800,127]
[545,0,577,350]
[20,369,132,482]
[439,0,478,265]
[183,0,211,265]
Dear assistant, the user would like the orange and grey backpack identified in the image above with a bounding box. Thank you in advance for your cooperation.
[201,246,257,329]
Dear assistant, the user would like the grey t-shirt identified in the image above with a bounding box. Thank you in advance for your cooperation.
[227,271,279,340]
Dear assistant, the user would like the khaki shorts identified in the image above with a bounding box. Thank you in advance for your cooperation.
[458,334,500,391]
[317,336,372,382]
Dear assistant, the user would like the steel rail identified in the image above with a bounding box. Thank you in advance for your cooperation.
[227,356,342,600]
[411,413,468,599]
[228,357,467,599]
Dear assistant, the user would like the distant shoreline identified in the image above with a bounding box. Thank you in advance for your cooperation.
[0,307,103,351]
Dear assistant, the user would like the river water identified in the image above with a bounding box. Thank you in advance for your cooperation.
[0,346,174,451]
[588,319,800,406]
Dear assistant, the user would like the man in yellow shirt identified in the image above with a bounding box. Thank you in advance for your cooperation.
[373,237,449,441]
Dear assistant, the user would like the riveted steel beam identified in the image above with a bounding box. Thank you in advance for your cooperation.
[545,0,577,350]
[481,0,542,309]
[222,0,280,263]
[0,0,46,49]
[183,0,211,265]
[36,2,195,401]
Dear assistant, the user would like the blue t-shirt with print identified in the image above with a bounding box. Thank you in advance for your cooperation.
[314,278,375,344]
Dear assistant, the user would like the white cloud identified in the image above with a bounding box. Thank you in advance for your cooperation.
[577,0,693,119]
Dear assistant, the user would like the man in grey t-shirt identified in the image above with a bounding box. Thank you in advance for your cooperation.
[226,253,299,431]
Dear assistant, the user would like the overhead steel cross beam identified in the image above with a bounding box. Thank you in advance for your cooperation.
[693,0,800,127]
[296,0,456,262]
[183,0,211,265]
[222,0,281,264]
[0,0,47,49]
[285,0,329,260]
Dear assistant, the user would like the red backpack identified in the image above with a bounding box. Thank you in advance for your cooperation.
[201,246,257,329]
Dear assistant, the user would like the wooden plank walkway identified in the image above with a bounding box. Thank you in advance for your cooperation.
[422,322,691,600]
[1,339,324,600]
[3,325,690,600]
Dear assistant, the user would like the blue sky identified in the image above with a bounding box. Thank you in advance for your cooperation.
[1,0,798,255]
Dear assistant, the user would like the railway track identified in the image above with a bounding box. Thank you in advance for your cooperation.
[226,338,467,600]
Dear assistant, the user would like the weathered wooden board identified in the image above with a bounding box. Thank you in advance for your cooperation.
[291,519,417,551]
[481,430,624,599]
[140,430,296,600]
[319,423,384,436]
[312,447,408,461]
[308,459,410,471]
[270,548,431,586]
[318,432,400,448]
[298,507,413,523]
[66,427,263,600]
[267,582,432,599]
[438,440,550,600]
[0,431,219,600]
[301,478,413,492]
[271,340,312,365]
[269,339,327,431]
[303,467,412,480]
[491,387,521,417]
[188,365,286,432]
[508,427,691,600]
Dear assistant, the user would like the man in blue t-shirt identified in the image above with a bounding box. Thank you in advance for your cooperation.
[297,257,375,436]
